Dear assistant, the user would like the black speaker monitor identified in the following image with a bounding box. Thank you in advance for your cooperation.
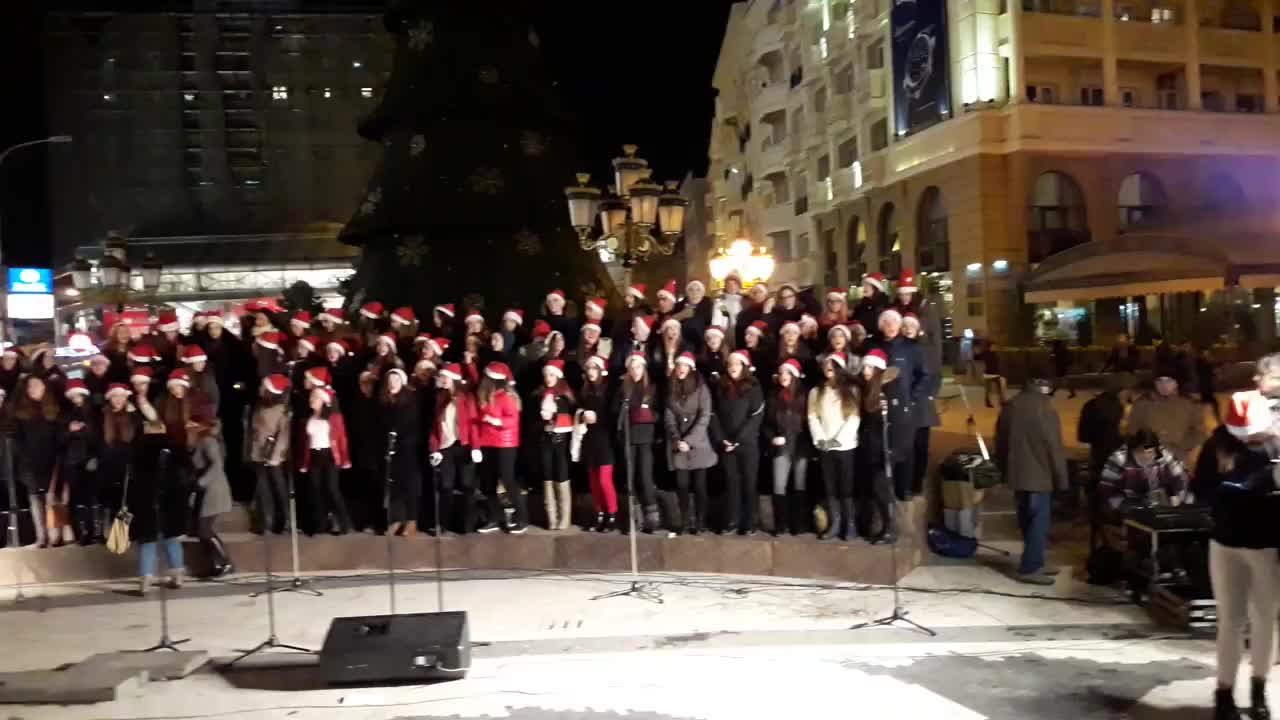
[319,611,470,685]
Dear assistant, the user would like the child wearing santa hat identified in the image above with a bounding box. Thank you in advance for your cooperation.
[531,359,577,530]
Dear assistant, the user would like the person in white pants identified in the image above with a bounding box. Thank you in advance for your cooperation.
[1193,380,1280,720]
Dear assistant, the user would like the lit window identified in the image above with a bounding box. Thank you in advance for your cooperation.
[361,87,374,98]
[272,85,289,100]
[323,87,332,98]
[819,37,829,60]
[183,92,196,102]
[352,60,363,68]
[102,93,115,102]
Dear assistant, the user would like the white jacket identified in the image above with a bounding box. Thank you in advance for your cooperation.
[807,386,860,451]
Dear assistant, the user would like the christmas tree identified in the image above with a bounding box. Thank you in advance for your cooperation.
[339,1,607,313]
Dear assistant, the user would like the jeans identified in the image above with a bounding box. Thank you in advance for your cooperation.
[539,436,570,481]
[625,442,657,509]
[139,537,184,577]
[483,447,523,525]
[820,450,855,499]
[772,453,808,494]
[1015,490,1052,575]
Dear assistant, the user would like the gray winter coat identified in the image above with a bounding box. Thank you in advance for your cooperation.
[664,381,717,471]
[995,388,1068,493]
[246,402,291,465]
[192,434,233,518]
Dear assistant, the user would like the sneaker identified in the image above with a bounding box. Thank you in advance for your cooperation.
[477,522,502,534]
[1016,572,1056,586]
[167,572,185,590]
[139,575,153,595]
[1041,566,1063,576]
[509,523,529,535]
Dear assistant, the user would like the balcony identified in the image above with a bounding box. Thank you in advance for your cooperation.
[827,92,853,132]
[754,24,786,61]
[810,179,834,212]
[758,137,788,175]
[831,166,858,201]
[752,81,789,116]
[762,201,795,232]
[1200,26,1266,66]
[856,68,888,110]
[1115,19,1186,60]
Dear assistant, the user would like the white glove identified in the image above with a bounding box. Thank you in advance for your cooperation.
[484,415,502,426]
[86,458,98,472]
[772,437,786,447]
[429,452,443,467]
[471,449,483,464]
[584,410,597,424]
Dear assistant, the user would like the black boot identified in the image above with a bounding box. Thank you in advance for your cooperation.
[770,495,787,537]
[593,512,606,532]
[1216,687,1242,720]
[820,498,841,541]
[840,498,858,541]
[1253,677,1270,720]
[603,513,617,533]
[875,500,899,544]
[642,505,660,534]
[789,493,807,536]
[75,506,94,546]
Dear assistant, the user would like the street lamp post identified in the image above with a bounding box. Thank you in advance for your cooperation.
[67,234,164,332]
[0,135,73,268]
[564,145,689,287]
[709,238,776,289]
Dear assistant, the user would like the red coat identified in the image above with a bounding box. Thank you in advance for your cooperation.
[430,390,479,452]
[476,389,520,448]
[298,412,352,471]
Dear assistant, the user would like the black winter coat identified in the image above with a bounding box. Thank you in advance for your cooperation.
[1192,427,1280,549]
[577,384,615,467]
[14,408,59,493]
[678,297,714,348]
[378,390,423,523]
[853,293,889,340]
[763,387,810,456]
[878,335,929,462]
[712,379,765,448]
[62,403,99,467]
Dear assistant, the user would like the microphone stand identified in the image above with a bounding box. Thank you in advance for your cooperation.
[384,430,398,615]
[142,449,193,652]
[228,433,312,667]
[5,435,27,604]
[591,395,662,604]
[849,397,935,637]
[431,461,445,613]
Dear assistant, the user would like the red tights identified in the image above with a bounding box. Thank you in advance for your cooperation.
[588,465,618,514]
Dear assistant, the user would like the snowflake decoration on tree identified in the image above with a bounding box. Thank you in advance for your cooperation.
[408,21,434,51]
[514,229,543,256]
[396,236,429,267]
[528,28,541,49]
[477,66,500,85]
[409,134,427,157]
[359,187,383,216]
[520,130,546,158]
[468,167,505,195]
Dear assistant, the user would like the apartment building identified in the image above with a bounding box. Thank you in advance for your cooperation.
[708,0,1280,345]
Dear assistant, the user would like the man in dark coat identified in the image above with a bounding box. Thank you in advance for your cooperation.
[735,283,770,349]
[677,279,715,348]
[1077,374,1126,548]
[853,272,891,341]
[876,307,930,500]
[996,374,1068,586]
[195,313,256,498]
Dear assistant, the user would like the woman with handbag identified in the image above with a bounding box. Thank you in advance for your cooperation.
[577,354,617,532]
[14,375,61,548]
[99,384,139,551]
[807,352,861,541]
[764,359,811,536]
[532,359,575,530]
[665,353,717,535]
[190,418,233,577]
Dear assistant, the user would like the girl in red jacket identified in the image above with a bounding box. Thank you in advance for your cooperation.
[299,387,353,535]
[476,361,524,533]
[428,363,480,534]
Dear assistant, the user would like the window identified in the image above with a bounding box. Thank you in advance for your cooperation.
[917,187,949,272]
[823,227,839,289]
[817,155,831,181]
[1201,90,1225,112]
[867,40,885,69]
[871,118,888,150]
[1117,172,1166,227]
[102,92,116,102]
[1079,86,1104,106]
[837,137,858,167]
[323,87,333,99]
[1027,171,1089,262]
[796,233,811,258]
[847,217,867,283]
[814,86,828,114]
[1116,2,1134,19]
[1236,93,1264,113]
[183,92,196,102]
[878,203,901,276]
[1151,5,1175,22]
[271,85,289,100]
[1027,84,1058,104]
[361,87,374,98]
[1121,87,1138,107]
[835,64,854,94]
[352,60,363,68]
[1156,74,1179,109]
[773,231,793,262]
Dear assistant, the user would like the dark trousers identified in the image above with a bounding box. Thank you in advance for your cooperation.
[721,445,759,530]
[483,447,523,525]
[436,443,475,533]
[821,450,856,499]
[539,436,570,481]
[626,442,658,508]
[195,514,229,570]
[892,458,914,501]
[309,449,351,534]
[1015,490,1052,575]
[675,468,709,530]
[254,464,287,533]
[911,427,930,496]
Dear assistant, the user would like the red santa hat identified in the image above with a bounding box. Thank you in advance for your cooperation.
[376,333,398,351]
[581,321,602,335]
[305,366,331,387]
[799,314,818,331]
[585,298,607,316]
[878,307,904,327]
[627,283,647,301]
[896,270,919,293]
[128,344,158,364]
[625,352,648,370]
[532,320,552,339]
[105,383,132,399]
[325,339,349,356]
[826,288,848,302]
[686,279,706,295]
[636,315,657,331]
[313,387,336,406]
[584,354,609,375]
[847,320,866,335]
[862,272,888,293]
[262,374,290,395]
[414,333,432,346]
[745,320,769,339]
[297,336,319,354]
[390,307,416,326]
[130,367,154,384]
[862,348,888,371]
[543,358,566,380]
[828,324,852,342]
[780,320,801,336]
[206,310,225,327]
[191,311,209,327]
[291,311,312,329]
[656,280,678,303]
[484,361,513,382]
[728,349,753,370]
[826,351,849,369]
[166,368,191,388]
[2,345,18,359]
[545,289,566,304]
[317,307,345,324]
[359,301,385,319]
[180,345,208,364]
[414,358,437,372]
[674,352,697,370]
[503,309,524,326]
[156,310,180,333]
[428,336,451,356]
[439,363,464,382]
[385,367,408,384]
[1227,390,1275,438]
[660,317,682,335]
[244,300,265,314]
[778,358,803,379]
[704,324,726,341]
[902,312,921,330]
[256,331,284,351]
[434,303,456,319]
[464,309,485,325]
[64,379,90,399]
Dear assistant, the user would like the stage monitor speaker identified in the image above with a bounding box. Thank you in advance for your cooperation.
[319,611,470,685]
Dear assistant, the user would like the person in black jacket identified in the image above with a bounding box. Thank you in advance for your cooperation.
[714,350,765,535]
[98,384,139,539]
[577,355,617,532]
[612,353,661,533]
[531,359,576,530]
[735,283,769,348]
[62,380,101,545]
[856,350,897,543]
[14,375,61,548]
[678,279,714,348]
[378,368,423,536]
[541,289,577,349]
[853,273,890,341]
[1077,375,1126,547]
[348,371,383,532]
[877,308,930,500]
[698,325,730,384]
[764,358,810,536]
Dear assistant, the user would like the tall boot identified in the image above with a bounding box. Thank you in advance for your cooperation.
[542,481,558,530]
[459,490,475,535]
[789,493,807,536]
[820,498,841,541]
[28,494,46,548]
[840,498,858,541]
[876,499,898,544]
[676,489,692,534]
[770,495,787,537]
[1216,687,1242,720]
[91,505,106,544]
[555,481,572,530]
[1253,677,1270,720]
[642,504,660,534]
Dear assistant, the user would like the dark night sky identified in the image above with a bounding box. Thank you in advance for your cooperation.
[0,1,736,269]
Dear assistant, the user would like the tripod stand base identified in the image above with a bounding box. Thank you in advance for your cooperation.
[849,607,937,637]
[225,636,313,668]
[140,637,192,653]
[591,580,664,604]
[250,576,323,598]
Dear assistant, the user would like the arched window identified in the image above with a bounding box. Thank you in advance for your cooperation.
[917,187,949,272]
[846,217,866,283]
[878,203,901,276]
[1117,173,1165,228]
[1204,173,1247,210]
[1027,171,1089,263]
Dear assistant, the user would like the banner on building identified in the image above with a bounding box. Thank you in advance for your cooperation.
[890,0,951,135]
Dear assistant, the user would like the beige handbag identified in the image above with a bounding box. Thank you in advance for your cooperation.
[106,468,133,556]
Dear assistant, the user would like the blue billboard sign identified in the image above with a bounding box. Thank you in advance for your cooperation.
[7,268,53,295]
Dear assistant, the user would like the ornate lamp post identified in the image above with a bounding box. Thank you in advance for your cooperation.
[67,233,164,316]
[709,238,775,289]
[565,144,689,285]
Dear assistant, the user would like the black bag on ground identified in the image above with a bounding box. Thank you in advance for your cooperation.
[927,527,978,559]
